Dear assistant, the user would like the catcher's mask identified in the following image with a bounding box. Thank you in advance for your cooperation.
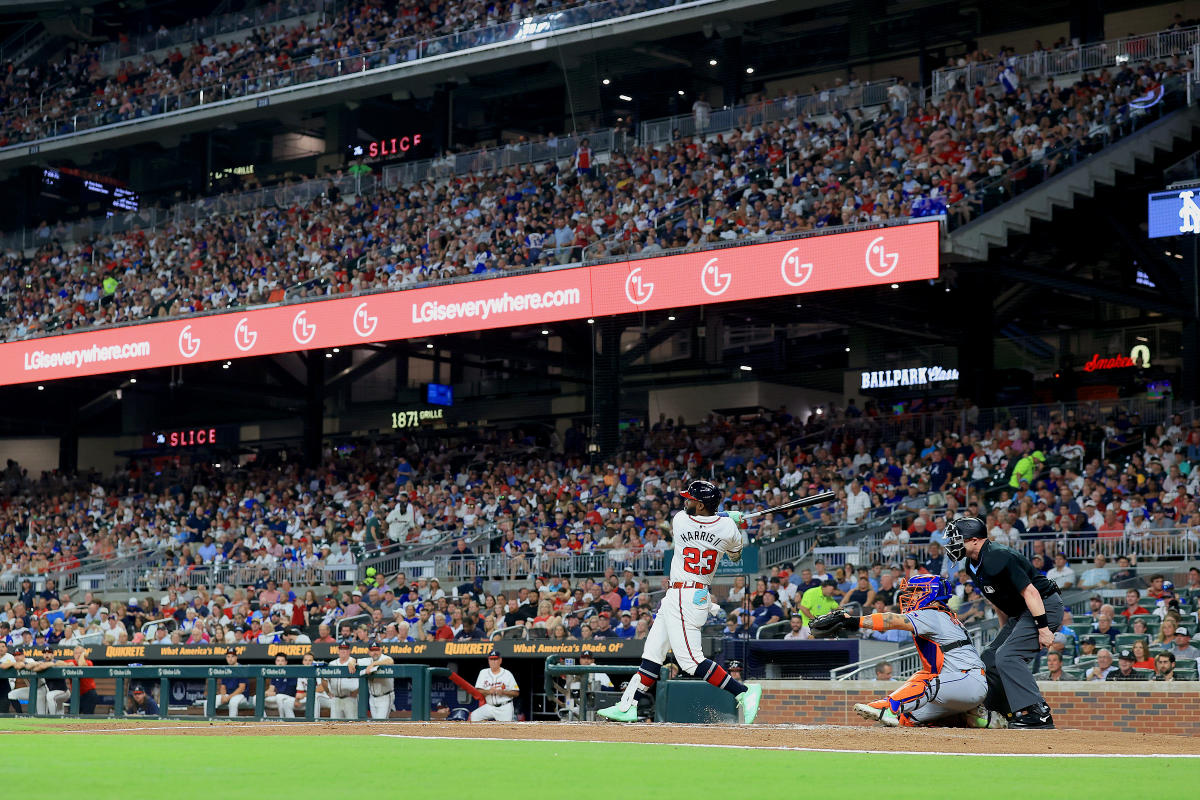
[942,516,986,561]
[897,575,952,613]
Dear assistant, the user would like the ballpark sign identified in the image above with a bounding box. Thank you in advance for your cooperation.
[0,221,938,386]
[860,365,959,390]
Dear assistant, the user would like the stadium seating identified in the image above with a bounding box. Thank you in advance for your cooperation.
[0,32,1189,345]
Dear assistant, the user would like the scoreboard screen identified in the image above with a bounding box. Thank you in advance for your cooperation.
[42,167,139,216]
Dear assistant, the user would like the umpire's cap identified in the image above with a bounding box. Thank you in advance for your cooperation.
[681,480,722,512]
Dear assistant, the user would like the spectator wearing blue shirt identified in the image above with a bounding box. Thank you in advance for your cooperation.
[612,612,636,638]
[927,449,951,491]
[751,591,783,632]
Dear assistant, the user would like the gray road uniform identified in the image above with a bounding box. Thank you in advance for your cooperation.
[888,607,987,724]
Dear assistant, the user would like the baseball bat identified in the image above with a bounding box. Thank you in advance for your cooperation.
[743,490,837,519]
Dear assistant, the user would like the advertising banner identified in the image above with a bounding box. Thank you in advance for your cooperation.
[0,221,939,386]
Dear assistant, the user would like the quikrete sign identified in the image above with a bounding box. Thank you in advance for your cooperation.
[860,366,959,390]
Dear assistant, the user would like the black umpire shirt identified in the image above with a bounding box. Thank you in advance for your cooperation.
[966,541,1057,619]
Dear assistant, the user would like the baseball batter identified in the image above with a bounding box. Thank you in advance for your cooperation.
[362,640,395,719]
[471,650,519,721]
[598,479,762,723]
[321,641,360,719]
[811,575,993,727]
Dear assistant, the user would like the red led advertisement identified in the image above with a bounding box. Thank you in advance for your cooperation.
[0,221,938,386]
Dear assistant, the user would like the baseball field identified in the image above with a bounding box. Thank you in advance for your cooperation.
[1,719,1196,797]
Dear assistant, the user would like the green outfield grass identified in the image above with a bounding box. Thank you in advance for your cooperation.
[0,729,1194,798]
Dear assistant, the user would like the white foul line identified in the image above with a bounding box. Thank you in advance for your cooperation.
[374,734,1200,759]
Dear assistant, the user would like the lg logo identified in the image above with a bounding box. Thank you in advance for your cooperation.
[625,268,654,305]
[292,310,317,344]
[701,258,731,296]
[233,318,258,351]
[865,236,899,276]
[178,325,201,358]
[353,302,378,337]
[779,248,813,287]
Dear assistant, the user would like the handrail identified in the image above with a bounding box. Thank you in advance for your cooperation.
[932,24,1200,96]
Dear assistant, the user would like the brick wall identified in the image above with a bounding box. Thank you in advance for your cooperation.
[758,680,1200,735]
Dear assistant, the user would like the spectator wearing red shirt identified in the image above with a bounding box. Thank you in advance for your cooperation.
[66,644,99,714]
[1120,588,1149,618]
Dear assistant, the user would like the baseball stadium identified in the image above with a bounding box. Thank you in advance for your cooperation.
[1,0,1200,794]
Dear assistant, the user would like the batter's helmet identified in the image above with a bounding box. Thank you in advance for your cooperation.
[681,480,722,513]
[448,707,470,721]
[897,575,953,613]
[943,516,987,561]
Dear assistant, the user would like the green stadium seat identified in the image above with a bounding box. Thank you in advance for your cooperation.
[1133,668,1156,680]
[1176,658,1197,672]
[1062,667,1087,680]
[1116,633,1149,648]
[1128,614,1158,629]
[1074,656,1097,668]
[1068,622,1094,637]
[1175,667,1199,681]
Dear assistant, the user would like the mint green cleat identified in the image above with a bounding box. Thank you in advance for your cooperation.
[597,704,637,722]
[736,684,763,724]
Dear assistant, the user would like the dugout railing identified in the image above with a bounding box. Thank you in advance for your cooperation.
[4,664,444,721]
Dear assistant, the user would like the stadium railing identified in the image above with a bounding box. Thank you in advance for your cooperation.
[0,0,705,149]
[7,663,440,720]
[931,23,1200,96]
[637,78,898,146]
[95,0,330,64]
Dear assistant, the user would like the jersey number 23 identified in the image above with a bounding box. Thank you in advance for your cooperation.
[681,546,719,575]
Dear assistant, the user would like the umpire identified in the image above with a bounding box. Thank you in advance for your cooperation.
[944,517,1063,729]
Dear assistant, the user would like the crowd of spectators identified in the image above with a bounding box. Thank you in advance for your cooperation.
[1,49,1187,343]
[0,0,644,146]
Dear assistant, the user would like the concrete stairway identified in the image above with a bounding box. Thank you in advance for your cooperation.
[946,105,1200,262]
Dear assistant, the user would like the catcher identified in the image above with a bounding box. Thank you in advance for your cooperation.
[810,575,997,728]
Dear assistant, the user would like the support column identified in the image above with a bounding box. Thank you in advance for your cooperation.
[960,272,995,407]
[304,352,325,467]
[1181,236,1200,405]
[593,320,622,461]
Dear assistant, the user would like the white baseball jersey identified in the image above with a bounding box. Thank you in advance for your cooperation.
[474,667,518,705]
[326,657,359,697]
[362,655,395,695]
[669,510,743,587]
[904,608,985,674]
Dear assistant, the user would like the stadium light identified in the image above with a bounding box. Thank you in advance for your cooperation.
[677,90,685,95]
[426,343,434,349]
[587,318,595,324]
[745,66,755,74]
[618,94,632,102]
[602,78,611,85]
[36,385,43,391]
[709,59,718,66]
[739,365,752,371]
[844,347,850,352]
[332,347,340,353]
[129,377,137,384]
[541,329,549,335]
[891,283,899,289]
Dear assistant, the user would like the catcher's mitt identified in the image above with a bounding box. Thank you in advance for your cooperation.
[809,609,859,639]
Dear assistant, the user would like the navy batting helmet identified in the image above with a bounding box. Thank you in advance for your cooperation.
[448,707,470,721]
[681,480,722,513]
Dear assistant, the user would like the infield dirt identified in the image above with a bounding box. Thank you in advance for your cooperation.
[12,720,1198,755]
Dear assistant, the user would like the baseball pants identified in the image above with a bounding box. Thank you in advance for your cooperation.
[9,684,47,714]
[887,669,988,723]
[265,694,297,718]
[216,694,252,718]
[295,692,330,717]
[982,594,1064,714]
[470,701,515,721]
[329,695,358,719]
[368,693,394,719]
[639,588,710,674]
[45,689,70,715]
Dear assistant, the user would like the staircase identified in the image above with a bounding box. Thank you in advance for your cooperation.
[946,105,1200,262]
